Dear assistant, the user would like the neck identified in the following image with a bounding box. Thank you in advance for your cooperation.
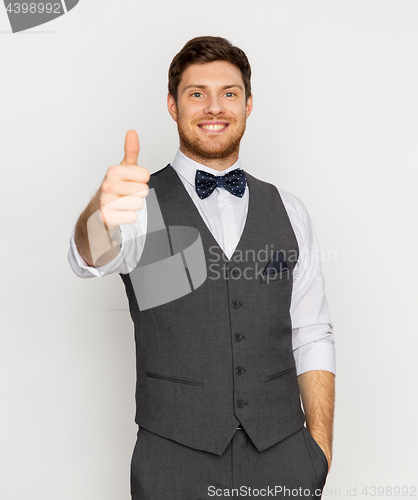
[179,144,239,172]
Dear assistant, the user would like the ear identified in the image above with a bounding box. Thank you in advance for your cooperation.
[246,94,253,119]
[167,94,178,122]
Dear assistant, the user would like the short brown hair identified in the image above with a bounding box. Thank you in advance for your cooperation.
[168,36,252,104]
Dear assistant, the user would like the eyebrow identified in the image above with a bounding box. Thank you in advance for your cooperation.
[181,84,244,93]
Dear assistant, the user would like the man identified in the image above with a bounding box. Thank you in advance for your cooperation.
[68,36,335,499]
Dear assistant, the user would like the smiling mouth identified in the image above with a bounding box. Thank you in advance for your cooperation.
[198,123,229,132]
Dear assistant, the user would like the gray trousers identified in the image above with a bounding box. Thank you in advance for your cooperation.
[131,426,328,499]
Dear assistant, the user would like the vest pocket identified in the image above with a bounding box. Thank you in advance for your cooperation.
[260,269,291,284]
[266,366,296,381]
[146,370,203,386]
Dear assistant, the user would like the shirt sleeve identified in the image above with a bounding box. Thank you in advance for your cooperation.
[67,198,148,278]
[279,189,336,376]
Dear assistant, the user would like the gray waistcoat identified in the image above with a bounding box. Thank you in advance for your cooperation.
[120,165,305,456]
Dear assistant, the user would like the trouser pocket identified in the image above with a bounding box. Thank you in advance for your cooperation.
[302,427,328,491]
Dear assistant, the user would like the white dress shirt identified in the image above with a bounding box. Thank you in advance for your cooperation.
[68,149,336,376]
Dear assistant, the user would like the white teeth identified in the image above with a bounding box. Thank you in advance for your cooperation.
[200,124,227,130]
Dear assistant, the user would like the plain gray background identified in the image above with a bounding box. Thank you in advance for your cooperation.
[1,1,417,498]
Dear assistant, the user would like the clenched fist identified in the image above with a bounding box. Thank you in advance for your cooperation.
[99,130,150,231]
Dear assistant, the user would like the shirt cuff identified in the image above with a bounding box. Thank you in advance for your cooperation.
[293,338,336,376]
[67,225,126,278]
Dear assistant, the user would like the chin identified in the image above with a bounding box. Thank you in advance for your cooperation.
[178,127,245,161]
[200,145,239,160]
[187,140,240,161]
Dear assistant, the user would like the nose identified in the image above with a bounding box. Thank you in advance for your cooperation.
[203,94,226,116]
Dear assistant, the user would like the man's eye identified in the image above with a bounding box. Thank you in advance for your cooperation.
[191,92,203,98]
[225,92,236,97]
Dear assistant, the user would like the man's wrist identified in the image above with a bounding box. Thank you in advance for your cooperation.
[309,430,332,472]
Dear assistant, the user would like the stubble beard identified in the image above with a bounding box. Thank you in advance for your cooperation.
[177,118,247,162]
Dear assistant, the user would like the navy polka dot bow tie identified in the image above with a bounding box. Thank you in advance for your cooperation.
[195,168,247,199]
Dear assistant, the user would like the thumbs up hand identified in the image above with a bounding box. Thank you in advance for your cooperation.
[99,130,150,231]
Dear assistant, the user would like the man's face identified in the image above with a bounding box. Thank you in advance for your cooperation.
[167,60,253,164]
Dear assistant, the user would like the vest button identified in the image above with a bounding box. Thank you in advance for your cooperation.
[236,367,246,375]
[236,400,247,409]
[232,301,241,309]
[231,268,239,277]
[234,334,244,342]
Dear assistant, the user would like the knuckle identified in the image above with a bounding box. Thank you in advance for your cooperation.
[107,165,119,176]
[142,167,151,182]
[101,181,111,193]
[99,192,113,208]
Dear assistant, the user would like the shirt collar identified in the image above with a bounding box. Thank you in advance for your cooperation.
[171,148,243,188]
